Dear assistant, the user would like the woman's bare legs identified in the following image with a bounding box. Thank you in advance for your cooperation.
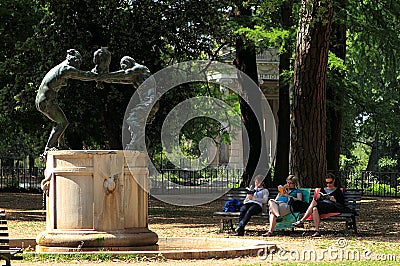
[292,199,318,228]
[268,213,276,233]
[299,199,317,222]
[311,206,321,236]
[268,200,280,217]
[312,206,321,231]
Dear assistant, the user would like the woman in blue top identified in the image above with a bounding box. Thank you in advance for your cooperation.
[263,175,303,236]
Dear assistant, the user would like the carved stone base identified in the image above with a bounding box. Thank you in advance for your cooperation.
[36,150,158,252]
[36,229,158,252]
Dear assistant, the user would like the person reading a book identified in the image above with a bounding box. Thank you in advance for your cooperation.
[263,175,304,237]
[292,173,348,237]
[234,175,269,236]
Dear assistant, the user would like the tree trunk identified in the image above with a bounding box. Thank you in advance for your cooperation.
[366,140,378,171]
[326,0,347,176]
[290,0,334,188]
[235,36,262,187]
[233,2,266,187]
[273,0,293,186]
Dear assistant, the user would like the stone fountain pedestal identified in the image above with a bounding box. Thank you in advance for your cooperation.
[36,150,158,252]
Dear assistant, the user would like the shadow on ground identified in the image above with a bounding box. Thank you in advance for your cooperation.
[0,192,399,241]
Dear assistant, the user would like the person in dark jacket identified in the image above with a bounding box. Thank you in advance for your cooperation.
[292,173,349,237]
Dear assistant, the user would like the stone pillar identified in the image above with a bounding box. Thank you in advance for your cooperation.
[36,150,158,252]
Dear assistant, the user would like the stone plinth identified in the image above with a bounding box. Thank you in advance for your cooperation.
[36,150,158,252]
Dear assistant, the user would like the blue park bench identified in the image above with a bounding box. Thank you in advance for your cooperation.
[213,188,361,234]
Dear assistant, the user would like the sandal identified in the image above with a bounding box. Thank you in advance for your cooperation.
[234,226,244,236]
[311,231,321,237]
[262,231,274,237]
[292,220,304,228]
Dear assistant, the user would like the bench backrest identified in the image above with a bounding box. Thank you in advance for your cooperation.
[223,188,278,201]
[309,189,362,214]
[223,188,361,213]
[0,210,10,251]
[343,189,362,214]
[223,187,311,203]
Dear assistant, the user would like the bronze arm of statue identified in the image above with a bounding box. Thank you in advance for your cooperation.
[99,56,151,86]
[35,49,98,160]
[99,56,158,150]
[99,56,154,105]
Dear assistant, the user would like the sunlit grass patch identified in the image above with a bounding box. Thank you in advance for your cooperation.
[22,252,166,263]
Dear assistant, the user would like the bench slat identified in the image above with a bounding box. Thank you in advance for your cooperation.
[0,210,23,266]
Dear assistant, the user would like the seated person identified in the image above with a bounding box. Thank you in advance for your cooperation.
[263,175,303,237]
[293,173,350,237]
[235,175,269,236]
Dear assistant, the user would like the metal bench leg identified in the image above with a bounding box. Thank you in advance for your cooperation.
[352,216,357,234]
[3,257,11,266]
[229,219,234,232]
[219,219,224,233]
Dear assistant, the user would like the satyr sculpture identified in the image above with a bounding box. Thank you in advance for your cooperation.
[36,48,156,157]
[100,56,158,151]
[92,47,112,89]
[35,49,98,161]
[39,48,156,194]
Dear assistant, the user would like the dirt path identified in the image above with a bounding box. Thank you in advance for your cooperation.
[1,193,399,265]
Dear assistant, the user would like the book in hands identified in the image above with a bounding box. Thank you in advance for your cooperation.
[246,188,255,194]
[278,185,289,195]
[319,192,331,200]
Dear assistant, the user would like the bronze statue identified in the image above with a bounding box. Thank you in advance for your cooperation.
[100,56,151,85]
[35,49,98,160]
[92,47,111,89]
[100,56,158,150]
[36,48,156,165]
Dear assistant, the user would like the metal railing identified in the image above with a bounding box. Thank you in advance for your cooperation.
[0,167,44,192]
[0,166,399,197]
[339,170,399,197]
[150,167,244,195]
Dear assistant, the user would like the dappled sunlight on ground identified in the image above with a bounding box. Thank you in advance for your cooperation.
[1,193,400,265]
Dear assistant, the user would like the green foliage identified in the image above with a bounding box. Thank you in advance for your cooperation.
[2,0,400,175]
[0,0,46,157]
[235,26,291,52]
[365,183,396,196]
[5,178,19,189]
[340,0,400,172]
[378,157,397,172]
[339,143,370,171]
[327,51,345,73]
[0,0,233,158]
[149,81,243,169]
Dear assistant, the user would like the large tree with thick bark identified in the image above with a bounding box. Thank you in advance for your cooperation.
[291,0,334,187]
[233,2,263,187]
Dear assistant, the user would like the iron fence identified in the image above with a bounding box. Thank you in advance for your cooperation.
[339,170,399,197]
[0,166,399,198]
[0,167,44,192]
[150,167,244,195]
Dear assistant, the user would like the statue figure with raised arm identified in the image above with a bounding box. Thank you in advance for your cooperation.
[100,56,158,151]
[35,49,98,161]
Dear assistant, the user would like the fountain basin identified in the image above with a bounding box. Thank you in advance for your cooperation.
[12,237,275,259]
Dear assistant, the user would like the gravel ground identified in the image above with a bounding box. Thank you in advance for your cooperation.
[1,192,399,265]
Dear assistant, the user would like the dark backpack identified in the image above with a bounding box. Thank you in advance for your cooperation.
[224,199,242,212]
